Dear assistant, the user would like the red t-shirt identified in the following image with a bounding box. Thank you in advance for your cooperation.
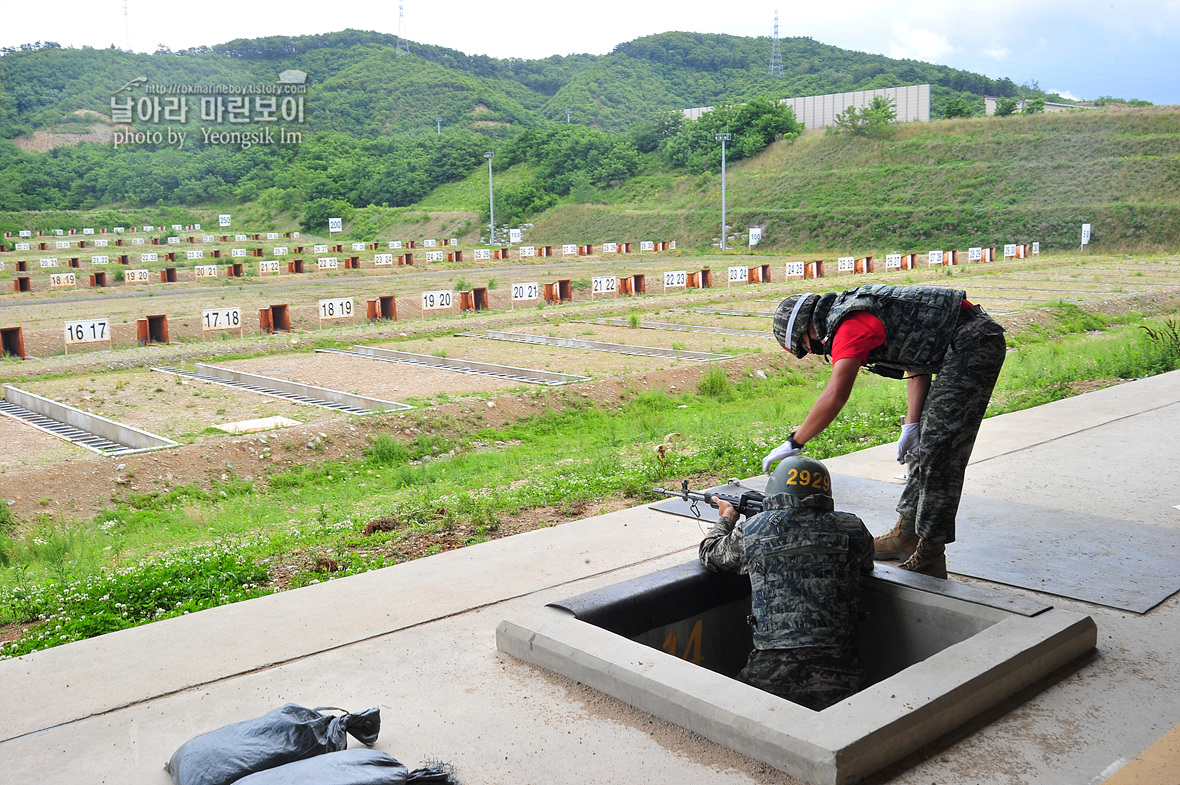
[829,299,973,364]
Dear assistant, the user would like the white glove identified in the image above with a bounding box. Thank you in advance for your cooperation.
[762,440,801,474]
[897,422,920,464]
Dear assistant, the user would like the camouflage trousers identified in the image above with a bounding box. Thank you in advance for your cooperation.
[897,310,1007,544]
[740,645,864,710]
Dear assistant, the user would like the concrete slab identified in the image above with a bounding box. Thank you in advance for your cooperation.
[2,371,1180,785]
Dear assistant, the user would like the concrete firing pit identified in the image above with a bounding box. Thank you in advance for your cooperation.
[497,560,1096,785]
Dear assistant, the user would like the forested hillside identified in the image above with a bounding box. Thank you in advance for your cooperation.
[2,29,1172,252]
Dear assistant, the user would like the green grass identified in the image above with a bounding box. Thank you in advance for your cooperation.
[3,311,1180,657]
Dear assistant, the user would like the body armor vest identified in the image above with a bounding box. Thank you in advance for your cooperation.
[820,284,964,377]
[743,504,866,650]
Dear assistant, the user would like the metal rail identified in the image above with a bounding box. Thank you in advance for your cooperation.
[459,331,730,361]
[0,399,139,456]
[152,366,408,414]
[319,346,589,385]
[579,318,774,338]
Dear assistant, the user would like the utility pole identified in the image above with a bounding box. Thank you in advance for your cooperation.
[715,133,732,250]
[485,151,495,246]
[566,107,573,124]
[435,116,442,135]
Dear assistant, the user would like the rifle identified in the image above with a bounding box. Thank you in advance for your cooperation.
[654,479,765,520]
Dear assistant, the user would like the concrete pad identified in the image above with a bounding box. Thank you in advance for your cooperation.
[2,371,1180,785]
[213,416,301,434]
[1101,721,1180,784]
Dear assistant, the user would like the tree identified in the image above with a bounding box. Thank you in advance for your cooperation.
[942,96,976,119]
[1022,97,1046,114]
[830,96,897,139]
[993,97,1019,117]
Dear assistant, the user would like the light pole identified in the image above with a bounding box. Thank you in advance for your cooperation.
[435,116,442,135]
[485,151,495,246]
[715,132,732,251]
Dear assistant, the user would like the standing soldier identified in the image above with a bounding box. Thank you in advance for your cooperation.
[765,285,1006,578]
[700,455,874,710]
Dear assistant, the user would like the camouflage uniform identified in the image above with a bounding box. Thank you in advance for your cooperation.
[699,491,875,710]
[819,285,1007,545]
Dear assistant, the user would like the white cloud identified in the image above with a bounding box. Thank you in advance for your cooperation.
[887,22,958,63]
[1049,88,1080,101]
[983,46,1011,60]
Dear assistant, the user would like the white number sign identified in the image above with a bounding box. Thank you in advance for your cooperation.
[424,239,438,248]
[172,224,182,231]
[374,253,394,266]
[313,244,328,253]
[838,256,855,272]
[167,236,180,244]
[592,276,617,294]
[749,227,762,247]
[317,257,339,270]
[195,265,219,279]
[785,262,805,277]
[202,308,241,331]
[82,228,94,235]
[473,248,492,261]
[15,243,30,250]
[231,248,246,258]
[259,260,281,274]
[65,319,110,344]
[125,269,150,283]
[1032,242,1040,254]
[352,242,365,251]
[425,251,445,262]
[56,241,70,249]
[50,272,76,288]
[273,246,288,256]
[219,214,231,227]
[602,242,618,253]
[968,247,983,261]
[328,218,342,233]
[519,246,535,257]
[235,234,247,241]
[1004,244,1017,258]
[95,239,109,247]
[389,240,403,250]
[728,266,749,283]
[885,254,902,269]
[421,290,453,310]
[186,250,203,260]
[319,297,353,320]
[39,258,59,268]
[928,250,944,266]
[509,228,522,243]
[562,244,577,256]
[640,241,655,251]
[664,270,687,288]
[131,237,144,245]
[512,282,539,301]
[1081,223,1091,245]
[18,230,31,237]
[266,232,279,240]
[139,253,156,263]
[114,227,124,233]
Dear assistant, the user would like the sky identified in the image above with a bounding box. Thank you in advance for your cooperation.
[3,0,1179,105]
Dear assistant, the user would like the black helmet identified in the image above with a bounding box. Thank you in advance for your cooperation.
[774,293,819,358]
[766,455,832,499]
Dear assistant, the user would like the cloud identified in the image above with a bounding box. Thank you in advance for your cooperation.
[983,46,1011,60]
[1049,88,1080,101]
[887,22,958,62]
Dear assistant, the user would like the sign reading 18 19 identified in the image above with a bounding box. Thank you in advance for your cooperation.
[319,297,353,320]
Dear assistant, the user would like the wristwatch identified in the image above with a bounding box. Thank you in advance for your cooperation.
[788,431,803,451]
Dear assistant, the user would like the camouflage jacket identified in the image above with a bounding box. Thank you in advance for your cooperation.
[820,284,965,377]
[700,492,874,650]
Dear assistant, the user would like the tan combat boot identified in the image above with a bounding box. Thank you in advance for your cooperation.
[874,514,918,561]
[899,539,947,579]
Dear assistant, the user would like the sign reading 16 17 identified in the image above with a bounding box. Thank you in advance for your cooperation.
[202,308,241,331]
[65,318,110,344]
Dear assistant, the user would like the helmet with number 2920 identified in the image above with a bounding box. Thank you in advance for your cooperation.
[765,455,832,499]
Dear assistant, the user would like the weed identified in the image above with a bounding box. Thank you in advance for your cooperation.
[697,365,733,400]
[366,433,410,466]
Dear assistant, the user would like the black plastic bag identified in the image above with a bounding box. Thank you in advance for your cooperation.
[234,750,458,785]
[164,704,381,785]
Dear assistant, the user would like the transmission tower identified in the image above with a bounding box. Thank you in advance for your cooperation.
[769,10,783,77]
[394,3,410,56]
[123,0,131,52]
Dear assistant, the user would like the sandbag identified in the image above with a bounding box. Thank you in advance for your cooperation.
[164,704,381,785]
[234,750,458,785]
